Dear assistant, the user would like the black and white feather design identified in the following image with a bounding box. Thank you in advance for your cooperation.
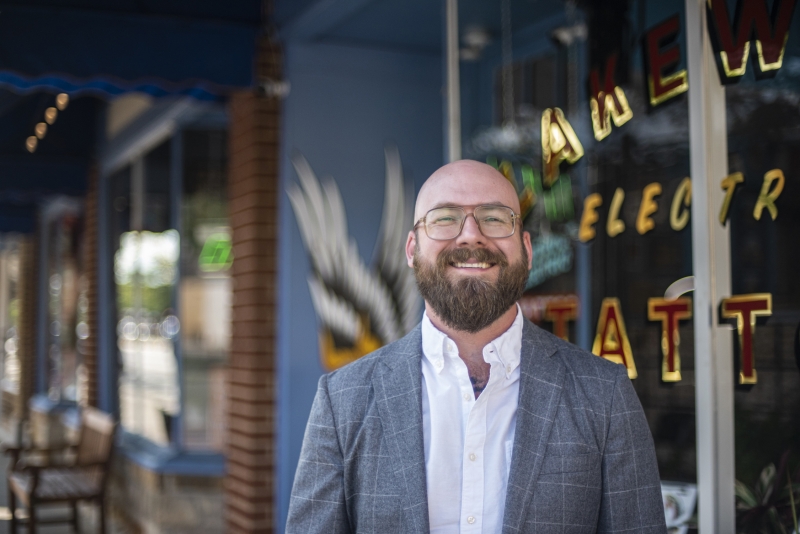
[287,146,421,349]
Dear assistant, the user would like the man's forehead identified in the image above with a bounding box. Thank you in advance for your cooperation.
[415,160,520,219]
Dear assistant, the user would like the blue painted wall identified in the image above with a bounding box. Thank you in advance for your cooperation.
[276,41,443,531]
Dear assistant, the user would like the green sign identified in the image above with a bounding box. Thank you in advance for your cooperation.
[198,233,233,272]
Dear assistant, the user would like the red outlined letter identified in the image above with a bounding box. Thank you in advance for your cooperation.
[589,53,633,141]
[544,297,579,341]
[592,298,637,379]
[720,293,772,384]
[644,15,689,106]
[707,0,797,83]
[647,297,692,382]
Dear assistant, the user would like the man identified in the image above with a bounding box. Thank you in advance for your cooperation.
[287,160,666,533]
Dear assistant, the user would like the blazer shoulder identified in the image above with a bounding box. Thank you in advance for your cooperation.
[324,325,421,393]
[525,320,624,384]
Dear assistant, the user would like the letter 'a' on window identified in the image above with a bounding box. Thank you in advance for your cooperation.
[541,108,584,187]
[592,298,637,379]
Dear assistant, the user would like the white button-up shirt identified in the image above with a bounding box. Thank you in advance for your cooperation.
[421,306,523,534]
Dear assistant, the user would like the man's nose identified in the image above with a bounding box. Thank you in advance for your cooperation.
[457,213,485,244]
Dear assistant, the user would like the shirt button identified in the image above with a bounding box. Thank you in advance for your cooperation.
[469,453,476,461]
[447,343,454,351]
[467,516,475,524]
[463,393,470,401]
[436,360,443,369]
[506,365,512,373]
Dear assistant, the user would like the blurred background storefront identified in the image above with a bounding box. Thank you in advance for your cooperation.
[0,0,796,533]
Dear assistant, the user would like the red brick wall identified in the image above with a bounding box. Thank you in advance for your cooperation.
[224,36,281,533]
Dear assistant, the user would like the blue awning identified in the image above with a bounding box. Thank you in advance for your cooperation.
[0,2,262,101]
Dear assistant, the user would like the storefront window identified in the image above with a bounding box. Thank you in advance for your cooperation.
[114,142,180,446]
[112,129,230,452]
[180,129,230,452]
[460,0,697,526]
[722,9,800,527]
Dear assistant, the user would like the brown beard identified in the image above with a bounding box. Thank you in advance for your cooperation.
[413,242,529,333]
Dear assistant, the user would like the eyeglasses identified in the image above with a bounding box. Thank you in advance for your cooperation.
[414,205,520,241]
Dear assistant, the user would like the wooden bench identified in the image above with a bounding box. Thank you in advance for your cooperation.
[4,407,116,533]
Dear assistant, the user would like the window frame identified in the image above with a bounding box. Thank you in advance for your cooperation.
[99,97,228,474]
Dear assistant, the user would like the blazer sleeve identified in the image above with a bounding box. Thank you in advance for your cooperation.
[597,365,667,533]
[286,374,351,534]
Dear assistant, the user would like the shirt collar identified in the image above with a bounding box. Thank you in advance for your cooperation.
[421,304,524,377]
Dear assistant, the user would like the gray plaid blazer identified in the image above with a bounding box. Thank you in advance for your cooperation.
[287,319,667,533]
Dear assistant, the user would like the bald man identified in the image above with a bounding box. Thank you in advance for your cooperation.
[287,161,666,534]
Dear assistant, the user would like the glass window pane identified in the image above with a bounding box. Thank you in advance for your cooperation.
[180,129,230,452]
[722,8,800,525]
[461,0,697,522]
[114,142,182,447]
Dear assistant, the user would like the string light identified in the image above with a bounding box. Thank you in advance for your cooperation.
[56,93,69,111]
[25,93,69,153]
[44,107,57,124]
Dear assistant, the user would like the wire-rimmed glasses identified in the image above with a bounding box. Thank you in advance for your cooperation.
[414,205,520,241]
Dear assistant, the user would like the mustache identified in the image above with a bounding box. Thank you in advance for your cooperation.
[435,247,509,269]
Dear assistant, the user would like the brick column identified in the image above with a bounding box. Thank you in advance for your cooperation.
[82,166,99,408]
[224,38,281,533]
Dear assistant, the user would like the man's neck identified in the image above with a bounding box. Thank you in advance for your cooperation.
[425,303,518,366]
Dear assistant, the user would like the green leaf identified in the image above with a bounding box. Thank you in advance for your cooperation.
[757,464,777,503]
[737,479,760,508]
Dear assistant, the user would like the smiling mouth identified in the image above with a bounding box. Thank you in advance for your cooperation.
[452,262,494,269]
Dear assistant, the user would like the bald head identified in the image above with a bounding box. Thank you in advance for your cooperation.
[415,160,520,221]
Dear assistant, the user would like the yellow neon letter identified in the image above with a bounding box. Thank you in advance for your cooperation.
[579,193,603,242]
[606,188,626,237]
[636,182,662,235]
[753,169,785,221]
[670,177,691,231]
[719,172,743,225]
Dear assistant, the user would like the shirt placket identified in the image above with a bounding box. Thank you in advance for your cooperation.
[457,358,498,533]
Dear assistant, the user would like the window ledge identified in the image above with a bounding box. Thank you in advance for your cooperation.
[116,430,225,477]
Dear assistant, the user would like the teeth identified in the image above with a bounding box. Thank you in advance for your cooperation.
[454,262,490,269]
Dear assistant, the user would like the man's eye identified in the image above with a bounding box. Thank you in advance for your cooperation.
[433,216,458,224]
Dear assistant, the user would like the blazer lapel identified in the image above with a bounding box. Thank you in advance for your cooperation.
[503,320,566,534]
[372,326,430,533]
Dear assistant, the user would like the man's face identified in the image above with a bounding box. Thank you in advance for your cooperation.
[405,161,533,332]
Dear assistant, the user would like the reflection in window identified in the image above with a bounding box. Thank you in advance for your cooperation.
[116,230,180,445]
[464,0,697,487]
[725,26,800,495]
[180,130,230,452]
[112,131,230,453]
[113,138,181,447]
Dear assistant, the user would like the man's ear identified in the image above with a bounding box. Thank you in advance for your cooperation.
[523,231,533,270]
[405,230,416,268]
